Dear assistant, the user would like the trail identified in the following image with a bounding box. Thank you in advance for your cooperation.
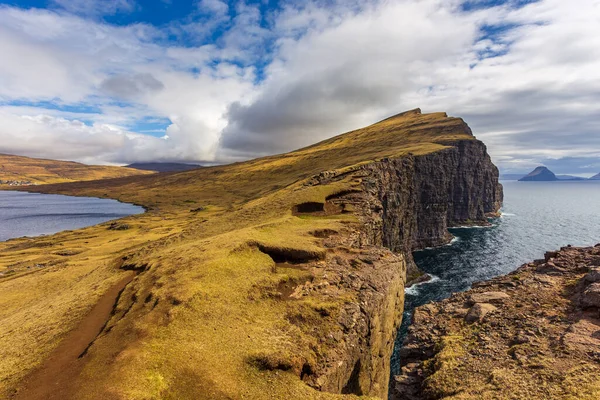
[13,272,136,400]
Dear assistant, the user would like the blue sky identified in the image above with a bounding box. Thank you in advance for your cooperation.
[0,0,599,175]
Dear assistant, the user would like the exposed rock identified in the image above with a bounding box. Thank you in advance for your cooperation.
[465,303,497,323]
[393,245,600,400]
[581,282,600,308]
[469,291,510,304]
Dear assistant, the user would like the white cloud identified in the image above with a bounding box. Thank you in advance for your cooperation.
[0,0,599,174]
[50,0,136,17]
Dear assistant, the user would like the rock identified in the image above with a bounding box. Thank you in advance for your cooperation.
[469,291,510,304]
[584,267,600,283]
[581,282,600,308]
[465,303,497,324]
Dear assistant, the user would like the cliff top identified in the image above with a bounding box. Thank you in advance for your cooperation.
[0,109,482,400]
[15,109,475,211]
[395,244,600,399]
[0,153,153,185]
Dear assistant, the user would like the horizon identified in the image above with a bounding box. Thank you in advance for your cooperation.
[0,0,599,175]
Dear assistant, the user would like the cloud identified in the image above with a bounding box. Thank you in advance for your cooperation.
[100,73,165,99]
[50,0,136,17]
[0,0,599,174]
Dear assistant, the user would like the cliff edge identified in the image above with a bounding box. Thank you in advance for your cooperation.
[0,109,501,399]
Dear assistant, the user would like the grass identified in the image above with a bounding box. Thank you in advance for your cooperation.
[0,109,474,399]
[0,153,153,185]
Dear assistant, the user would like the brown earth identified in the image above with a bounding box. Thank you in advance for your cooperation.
[13,272,137,400]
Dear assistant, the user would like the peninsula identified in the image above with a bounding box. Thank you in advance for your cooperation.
[0,109,502,399]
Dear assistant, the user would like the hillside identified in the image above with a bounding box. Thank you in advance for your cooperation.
[0,109,502,400]
[0,153,154,185]
[519,166,558,181]
[590,173,600,180]
[126,162,202,172]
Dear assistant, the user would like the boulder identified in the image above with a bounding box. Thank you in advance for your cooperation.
[469,291,510,304]
[581,282,600,308]
[584,267,600,283]
[465,303,497,324]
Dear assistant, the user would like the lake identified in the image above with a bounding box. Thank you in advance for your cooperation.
[390,180,600,378]
[0,191,144,242]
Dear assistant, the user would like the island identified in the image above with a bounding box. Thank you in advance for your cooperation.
[519,166,559,181]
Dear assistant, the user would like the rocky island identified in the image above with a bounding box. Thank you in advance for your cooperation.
[519,166,559,181]
[0,109,503,399]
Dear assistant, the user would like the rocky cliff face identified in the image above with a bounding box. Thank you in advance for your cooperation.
[303,138,502,398]
[393,244,600,400]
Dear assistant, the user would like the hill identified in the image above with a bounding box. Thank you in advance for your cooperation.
[590,173,600,180]
[126,162,202,172]
[556,174,586,181]
[0,153,153,185]
[519,166,558,181]
[0,109,502,400]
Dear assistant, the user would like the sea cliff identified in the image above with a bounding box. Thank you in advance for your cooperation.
[1,109,501,399]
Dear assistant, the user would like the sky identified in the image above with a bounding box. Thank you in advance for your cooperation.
[0,0,599,175]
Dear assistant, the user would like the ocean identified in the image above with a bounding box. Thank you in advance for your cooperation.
[390,180,600,376]
[0,191,144,242]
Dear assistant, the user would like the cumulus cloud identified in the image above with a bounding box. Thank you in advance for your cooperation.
[0,0,599,174]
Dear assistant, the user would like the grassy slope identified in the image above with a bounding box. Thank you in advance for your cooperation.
[0,153,153,185]
[0,109,475,399]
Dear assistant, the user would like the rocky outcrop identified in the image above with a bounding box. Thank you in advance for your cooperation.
[305,137,502,398]
[393,244,600,400]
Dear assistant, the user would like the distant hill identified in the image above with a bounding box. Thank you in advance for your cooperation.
[0,153,153,185]
[500,173,525,180]
[590,173,600,180]
[556,175,587,181]
[519,166,558,181]
[126,162,202,172]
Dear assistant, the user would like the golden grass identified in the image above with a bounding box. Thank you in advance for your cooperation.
[0,109,473,399]
[0,153,153,185]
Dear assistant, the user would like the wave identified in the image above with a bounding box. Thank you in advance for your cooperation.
[405,274,441,296]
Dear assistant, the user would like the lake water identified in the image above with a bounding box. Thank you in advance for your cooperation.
[0,191,144,242]
[390,180,600,378]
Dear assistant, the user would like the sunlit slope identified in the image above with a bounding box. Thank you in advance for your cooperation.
[0,153,154,185]
[20,109,474,210]
[1,109,478,399]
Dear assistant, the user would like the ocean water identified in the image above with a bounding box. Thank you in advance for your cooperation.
[0,191,144,242]
[390,180,600,377]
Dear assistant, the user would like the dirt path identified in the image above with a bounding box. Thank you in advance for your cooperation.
[12,272,136,400]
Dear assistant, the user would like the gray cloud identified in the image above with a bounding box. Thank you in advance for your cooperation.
[100,73,165,99]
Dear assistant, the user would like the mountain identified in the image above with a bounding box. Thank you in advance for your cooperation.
[589,173,600,180]
[126,162,202,173]
[0,153,153,185]
[518,166,558,181]
[0,109,502,400]
[556,174,587,181]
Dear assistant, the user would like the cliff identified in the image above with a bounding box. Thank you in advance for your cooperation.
[394,245,600,399]
[519,166,558,181]
[0,109,501,399]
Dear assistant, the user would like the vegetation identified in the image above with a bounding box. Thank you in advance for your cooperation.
[0,153,153,185]
[0,109,474,399]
